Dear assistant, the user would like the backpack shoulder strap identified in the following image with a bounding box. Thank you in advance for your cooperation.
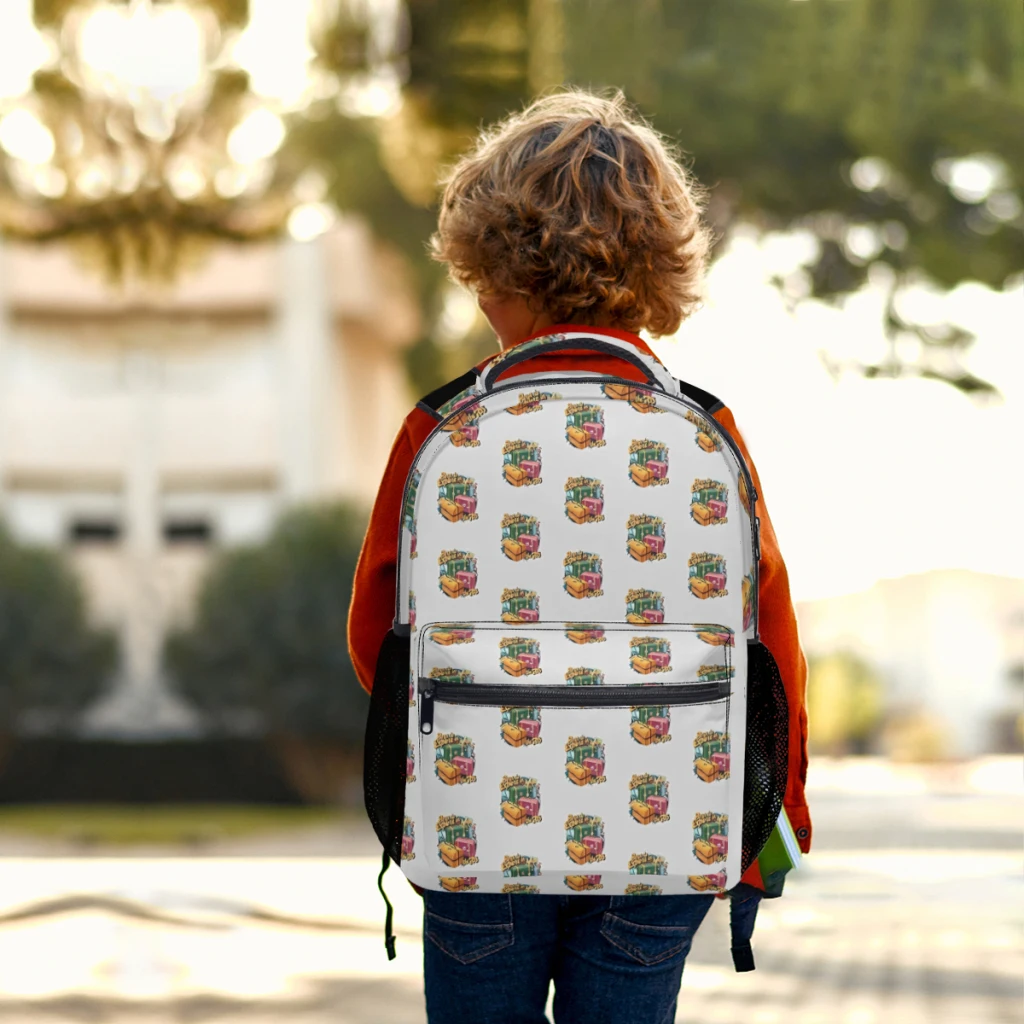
[416,369,480,421]
[676,377,724,415]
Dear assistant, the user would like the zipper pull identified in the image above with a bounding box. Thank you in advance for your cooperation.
[419,678,435,734]
[755,516,761,562]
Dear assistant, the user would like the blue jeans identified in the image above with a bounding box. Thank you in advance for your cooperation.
[422,891,715,1024]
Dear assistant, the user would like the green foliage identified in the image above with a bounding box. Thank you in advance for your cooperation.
[164,504,369,742]
[0,526,116,732]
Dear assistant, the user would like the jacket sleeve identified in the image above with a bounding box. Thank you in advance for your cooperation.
[347,425,417,694]
[713,406,812,855]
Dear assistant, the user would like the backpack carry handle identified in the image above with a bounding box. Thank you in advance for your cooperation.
[480,335,664,392]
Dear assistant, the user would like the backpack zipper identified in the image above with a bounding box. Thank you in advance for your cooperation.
[418,678,730,734]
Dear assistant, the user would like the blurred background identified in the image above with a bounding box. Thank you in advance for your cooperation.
[0,0,1021,1021]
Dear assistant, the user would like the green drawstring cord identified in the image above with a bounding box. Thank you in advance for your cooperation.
[378,848,396,960]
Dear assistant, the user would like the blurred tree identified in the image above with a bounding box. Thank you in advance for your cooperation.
[806,651,884,755]
[164,503,369,803]
[0,526,116,738]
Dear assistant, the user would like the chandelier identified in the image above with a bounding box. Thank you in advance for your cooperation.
[0,0,406,279]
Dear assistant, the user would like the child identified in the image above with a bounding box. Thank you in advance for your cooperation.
[350,89,810,1023]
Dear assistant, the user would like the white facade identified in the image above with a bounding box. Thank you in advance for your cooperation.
[0,222,419,737]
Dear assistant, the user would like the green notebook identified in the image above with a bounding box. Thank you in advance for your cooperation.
[756,806,802,882]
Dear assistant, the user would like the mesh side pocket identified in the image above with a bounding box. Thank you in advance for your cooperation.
[741,640,789,873]
[363,630,411,864]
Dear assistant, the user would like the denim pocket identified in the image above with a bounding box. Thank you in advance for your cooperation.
[424,893,514,965]
[600,896,711,967]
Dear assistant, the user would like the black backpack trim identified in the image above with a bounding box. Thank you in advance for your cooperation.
[676,377,724,415]
[417,370,479,420]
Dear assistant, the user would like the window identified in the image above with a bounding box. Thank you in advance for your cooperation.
[163,519,213,544]
[69,519,122,544]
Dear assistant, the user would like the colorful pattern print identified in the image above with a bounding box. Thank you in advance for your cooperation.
[565,814,606,864]
[739,472,751,510]
[401,817,415,861]
[564,551,604,599]
[689,552,728,599]
[438,392,485,447]
[565,666,605,686]
[630,774,671,824]
[499,637,541,677]
[408,670,415,708]
[566,624,607,644]
[434,732,477,786]
[406,740,416,783]
[742,572,755,631]
[626,514,666,561]
[502,882,540,893]
[501,775,542,826]
[501,514,541,561]
[506,390,561,416]
[693,811,729,864]
[404,469,420,558]
[502,854,541,878]
[694,730,731,783]
[629,439,669,487]
[438,550,479,598]
[602,382,663,414]
[623,882,663,895]
[408,591,416,631]
[437,815,479,867]
[437,473,479,522]
[440,876,480,891]
[503,440,542,487]
[626,589,665,625]
[429,667,474,686]
[564,874,604,891]
[685,409,722,454]
[696,624,735,647]
[629,853,668,876]
[501,706,542,746]
[566,403,606,448]
[688,871,728,893]
[631,705,673,745]
[566,736,607,786]
[428,625,476,645]
[501,587,540,622]
[565,476,605,524]
[629,636,672,675]
[691,478,728,526]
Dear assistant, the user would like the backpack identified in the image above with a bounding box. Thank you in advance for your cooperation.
[363,332,789,968]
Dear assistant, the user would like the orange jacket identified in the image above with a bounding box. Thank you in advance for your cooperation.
[348,327,812,868]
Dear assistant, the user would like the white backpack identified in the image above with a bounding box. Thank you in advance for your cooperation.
[364,333,788,964]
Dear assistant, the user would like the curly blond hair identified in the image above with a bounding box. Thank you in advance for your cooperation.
[431,89,711,337]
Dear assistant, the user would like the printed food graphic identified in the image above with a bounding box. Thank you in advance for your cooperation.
[437,815,479,867]
[502,854,541,878]
[564,874,604,891]
[501,775,542,826]
[689,552,728,599]
[687,871,728,893]
[429,625,475,646]
[691,478,729,526]
[696,624,735,647]
[685,409,722,454]
[501,587,540,622]
[693,812,729,864]
[506,389,560,416]
[439,876,479,891]
[565,403,607,448]
[565,736,607,786]
[404,469,420,558]
[630,774,671,824]
[565,477,605,524]
[623,882,663,896]
[628,852,668,876]
[499,637,542,677]
[564,551,604,599]
[694,730,731,783]
[628,439,669,487]
[501,706,543,746]
[503,440,543,487]
[743,572,755,632]
[434,732,477,786]
[626,589,666,626]
[565,624,606,644]
[631,704,672,745]
[438,392,485,447]
[565,814,606,864]
[626,514,666,561]
[406,740,416,783]
[401,818,415,861]
[565,666,605,686]
[629,636,672,675]
[602,382,662,414]
[438,550,479,599]
[437,473,479,522]
[501,514,541,561]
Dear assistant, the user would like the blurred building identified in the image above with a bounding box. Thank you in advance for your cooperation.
[0,222,419,736]
[797,570,1024,757]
